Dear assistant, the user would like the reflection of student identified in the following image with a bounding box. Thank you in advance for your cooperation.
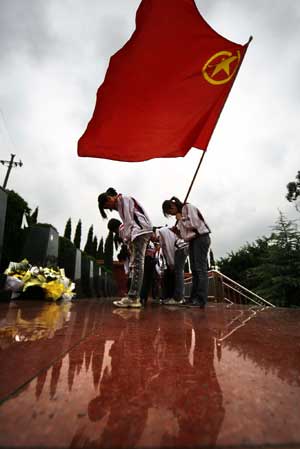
[175,311,224,446]
[98,188,153,308]
[73,307,224,448]
[85,310,156,448]
[147,309,224,447]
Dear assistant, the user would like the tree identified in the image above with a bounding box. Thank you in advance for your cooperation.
[64,218,72,240]
[84,225,94,256]
[73,219,82,249]
[249,212,300,307]
[1,190,30,271]
[286,170,300,211]
[25,206,39,227]
[96,237,104,259]
[92,236,98,258]
[104,231,114,271]
[218,237,270,290]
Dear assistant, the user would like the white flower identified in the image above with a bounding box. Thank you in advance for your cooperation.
[30,266,40,276]
[62,292,74,301]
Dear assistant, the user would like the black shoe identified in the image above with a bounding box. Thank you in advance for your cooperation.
[187,301,206,308]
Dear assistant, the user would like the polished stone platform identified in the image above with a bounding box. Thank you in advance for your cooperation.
[0,299,299,449]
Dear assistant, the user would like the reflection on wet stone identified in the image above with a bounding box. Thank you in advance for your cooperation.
[0,300,299,448]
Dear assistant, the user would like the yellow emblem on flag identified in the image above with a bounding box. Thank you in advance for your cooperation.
[202,50,241,85]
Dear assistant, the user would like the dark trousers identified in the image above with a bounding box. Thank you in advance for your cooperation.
[189,234,211,305]
[140,256,156,302]
[152,269,161,300]
[173,247,188,301]
[162,267,175,300]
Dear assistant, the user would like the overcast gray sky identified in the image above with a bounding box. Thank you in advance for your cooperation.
[0,0,299,259]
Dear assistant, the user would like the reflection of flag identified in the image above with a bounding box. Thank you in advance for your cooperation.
[78,0,250,162]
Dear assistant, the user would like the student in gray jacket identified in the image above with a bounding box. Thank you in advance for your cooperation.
[158,226,189,305]
[98,188,153,308]
[162,196,211,308]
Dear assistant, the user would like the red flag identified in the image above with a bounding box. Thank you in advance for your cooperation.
[78,0,250,162]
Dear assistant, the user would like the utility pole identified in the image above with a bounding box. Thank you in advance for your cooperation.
[0,154,23,189]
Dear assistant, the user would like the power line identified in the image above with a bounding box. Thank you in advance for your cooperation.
[0,108,17,154]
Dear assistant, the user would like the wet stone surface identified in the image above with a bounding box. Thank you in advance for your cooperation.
[0,299,299,448]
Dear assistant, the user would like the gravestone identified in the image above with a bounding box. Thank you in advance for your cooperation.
[93,261,103,297]
[58,237,82,297]
[22,224,59,267]
[74,249,82,292]
[81,254,95,297]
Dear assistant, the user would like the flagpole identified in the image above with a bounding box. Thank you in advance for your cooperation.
[183,35,253,205]
[183,151,206,204]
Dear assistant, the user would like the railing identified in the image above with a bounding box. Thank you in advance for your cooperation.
[184,269,275,308]
[215,305,267,345]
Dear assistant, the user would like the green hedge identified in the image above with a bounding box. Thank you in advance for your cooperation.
[1,190,29,271]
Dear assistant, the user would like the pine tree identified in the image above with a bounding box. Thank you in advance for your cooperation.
[84,225,94,255]
[92,236,98,258]
[270,211,299,249]
[25,206,39,227]
[64,218,72,240]
[218,237,270,290]
[104,231,114,271]
[74,219,82,249]
[97,237,104,259]
[250,212,300,307]
[31,207,39,224]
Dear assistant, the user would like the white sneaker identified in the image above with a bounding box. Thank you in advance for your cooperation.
[179,298,190,305]
[113,297,142,308]
[163,298,179,305]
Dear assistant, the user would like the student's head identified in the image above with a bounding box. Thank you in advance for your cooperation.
[162,196,183,217]
[98,187,118,219]
[107,218,122,234]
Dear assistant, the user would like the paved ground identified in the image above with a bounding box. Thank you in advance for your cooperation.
[0,298,299,448]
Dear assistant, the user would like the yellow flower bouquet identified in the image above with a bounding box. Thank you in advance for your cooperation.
[2,259,75,301]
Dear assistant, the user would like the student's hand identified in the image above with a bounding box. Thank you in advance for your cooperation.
[176,212,182,220]
[171,226,181,237]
